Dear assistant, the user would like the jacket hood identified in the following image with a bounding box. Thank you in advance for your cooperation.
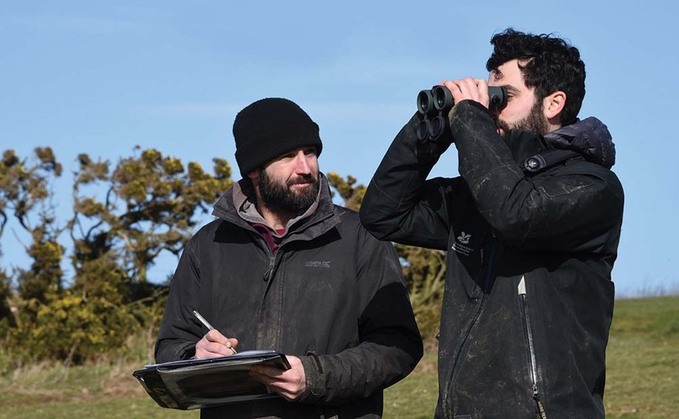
[211,172,337,233]
[544,117,616,169]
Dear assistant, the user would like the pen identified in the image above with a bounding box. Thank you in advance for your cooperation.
[192,309,214,330]
[192,310,237,354]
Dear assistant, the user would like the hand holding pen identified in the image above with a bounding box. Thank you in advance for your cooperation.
[192,310,239,358]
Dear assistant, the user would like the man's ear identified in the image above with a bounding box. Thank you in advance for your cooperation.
[247,168,261,185]
[543,91,566,121]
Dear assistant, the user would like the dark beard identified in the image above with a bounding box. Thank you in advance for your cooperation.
[497,99,550,138]
[259,169,319,216]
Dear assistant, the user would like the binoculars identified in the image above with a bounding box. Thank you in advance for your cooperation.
[416,85,507,142]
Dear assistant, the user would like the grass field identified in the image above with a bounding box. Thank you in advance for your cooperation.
[1,296,677,418]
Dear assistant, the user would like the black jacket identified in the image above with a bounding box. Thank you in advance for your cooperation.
[360,101,624,419]
[156,175,422,418]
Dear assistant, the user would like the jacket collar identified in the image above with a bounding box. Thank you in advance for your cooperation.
[211,172,338,237]
[506,117,616,169]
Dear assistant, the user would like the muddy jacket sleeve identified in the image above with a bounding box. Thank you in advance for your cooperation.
[359,112,465,251]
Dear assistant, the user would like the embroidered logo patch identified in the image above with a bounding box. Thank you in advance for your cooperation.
[304,261,331,268]
[452,231,473,256]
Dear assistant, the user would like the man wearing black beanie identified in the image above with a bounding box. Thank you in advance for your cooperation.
[155,97,423,418]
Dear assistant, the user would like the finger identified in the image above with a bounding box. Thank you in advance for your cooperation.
[265,379,304,401]
[253,376,290,400]
[252,357,306,401]
[226,338,239,353]
[205,329,228,344]
[204,331,239,354]
[459,78,480,99]
[475,79,490,106]
[208,341,235,355]
[198,341,232,357]
[444,79,473,103]
[440,81,461,103]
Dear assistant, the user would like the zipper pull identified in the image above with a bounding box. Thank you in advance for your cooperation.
[263,255,275,282]
[517,275,526,296]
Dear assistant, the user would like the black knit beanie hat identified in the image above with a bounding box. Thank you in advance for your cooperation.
[233,98,323,177]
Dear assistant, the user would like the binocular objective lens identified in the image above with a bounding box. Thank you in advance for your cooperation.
[416,120,431,142]
[429,115,445,138]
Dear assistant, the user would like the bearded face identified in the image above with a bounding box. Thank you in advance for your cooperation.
[496,97,550,139]
[490,60,554,139]
[258,167,319,215]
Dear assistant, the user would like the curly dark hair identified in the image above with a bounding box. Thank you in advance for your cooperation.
[486,28,585,126]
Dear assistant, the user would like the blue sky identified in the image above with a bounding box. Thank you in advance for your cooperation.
[1,1,677,297]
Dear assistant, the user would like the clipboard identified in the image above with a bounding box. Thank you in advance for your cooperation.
[133,350,290,410]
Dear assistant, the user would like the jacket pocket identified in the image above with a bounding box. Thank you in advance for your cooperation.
[517,276,548,419]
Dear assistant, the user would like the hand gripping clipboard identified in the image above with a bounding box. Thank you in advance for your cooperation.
[133,350,290,410]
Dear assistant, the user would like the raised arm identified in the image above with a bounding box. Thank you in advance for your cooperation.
[360,113,464,251]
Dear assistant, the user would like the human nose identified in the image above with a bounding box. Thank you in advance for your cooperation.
[294,151,311,174]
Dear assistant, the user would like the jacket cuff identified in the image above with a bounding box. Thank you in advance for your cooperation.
[448,100,496,136]
[179,342,197,360]
[298,353,326,402]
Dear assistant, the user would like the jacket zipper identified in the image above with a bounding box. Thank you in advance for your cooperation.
[518,276,547,419]
[256,250,279,348]
[443,237,496,415]
[263,255,276,281]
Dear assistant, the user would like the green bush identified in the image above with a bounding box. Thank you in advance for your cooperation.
[20,292,137,364]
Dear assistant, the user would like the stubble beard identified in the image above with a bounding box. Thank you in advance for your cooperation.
[259,169,320,216]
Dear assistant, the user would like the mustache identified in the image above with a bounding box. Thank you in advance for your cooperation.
[287,174,317,186]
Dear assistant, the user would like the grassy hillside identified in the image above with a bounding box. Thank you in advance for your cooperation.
[1,296,677,418]
[603,296,679,417]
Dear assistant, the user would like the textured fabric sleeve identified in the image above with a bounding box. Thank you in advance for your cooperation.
[297,227,423,405]
[154,238,204,363]
[360,113,464,251]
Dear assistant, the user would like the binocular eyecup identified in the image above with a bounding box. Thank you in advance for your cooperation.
[415,85,507,143]
[417,85,507,116]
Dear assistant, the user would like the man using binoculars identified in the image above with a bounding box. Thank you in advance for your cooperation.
[360,28,624,418]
